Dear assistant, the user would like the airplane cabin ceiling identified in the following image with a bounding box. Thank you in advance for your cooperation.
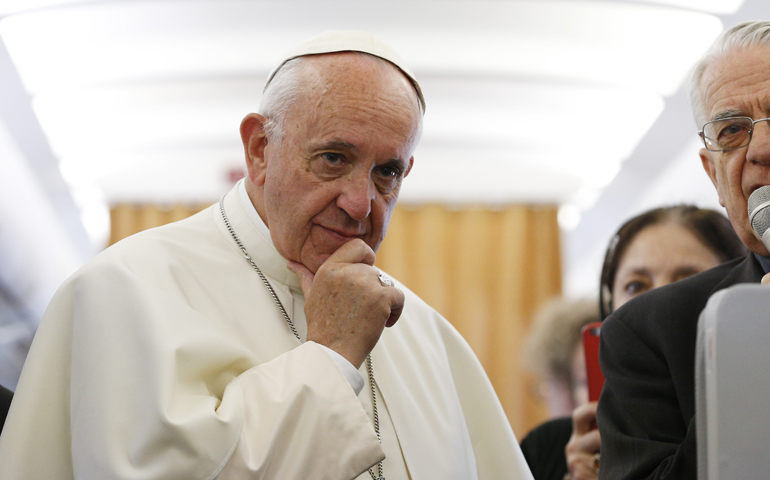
[0,0,766,308]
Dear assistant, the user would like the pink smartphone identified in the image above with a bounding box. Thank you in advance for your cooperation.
[582,322,605,403]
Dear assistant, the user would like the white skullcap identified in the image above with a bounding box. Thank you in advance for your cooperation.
[264,30,425,112]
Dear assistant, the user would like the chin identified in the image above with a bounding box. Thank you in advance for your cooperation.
[303,254,331,274]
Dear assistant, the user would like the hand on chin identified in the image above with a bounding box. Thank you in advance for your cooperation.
[287,239,403,368]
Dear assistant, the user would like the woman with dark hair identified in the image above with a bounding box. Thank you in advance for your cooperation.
[521,205,746,480]
[598,205,747,321]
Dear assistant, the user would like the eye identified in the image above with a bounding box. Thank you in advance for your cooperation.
[378,165,401,178]
[624,280,649,297]
[321,152,344,165]
[717,122,749,139]
[712,118,752,149]
[373,163,404,194]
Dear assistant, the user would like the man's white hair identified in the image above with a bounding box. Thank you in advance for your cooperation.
[687,21,770,128]
[258,52,424,144]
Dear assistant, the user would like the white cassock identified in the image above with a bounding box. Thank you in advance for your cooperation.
[0,182,534,480]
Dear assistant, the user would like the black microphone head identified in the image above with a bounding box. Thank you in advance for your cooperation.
[748,185,770,238]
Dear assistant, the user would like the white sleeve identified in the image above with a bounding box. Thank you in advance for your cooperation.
[216,342,382,479]
[58,265,383,480]
[317,343,366,395]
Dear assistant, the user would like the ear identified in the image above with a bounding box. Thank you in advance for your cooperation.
[240,113,269,186]
[700,147,724,207]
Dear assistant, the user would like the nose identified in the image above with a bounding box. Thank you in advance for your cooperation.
[337,171,374,221]
[747,119,770,165]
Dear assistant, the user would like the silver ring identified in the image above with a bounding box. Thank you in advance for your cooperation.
[377,271,393,287]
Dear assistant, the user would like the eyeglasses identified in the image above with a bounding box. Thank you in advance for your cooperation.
[699,116,770,152]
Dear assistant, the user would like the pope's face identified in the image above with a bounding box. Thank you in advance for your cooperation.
[244,53,420,273]
[699,46,770,256]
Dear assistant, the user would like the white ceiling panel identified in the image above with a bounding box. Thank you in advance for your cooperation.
[2,1,721,94]
[3,0,766,311]
[32,79,253,157]
[0,0,712,214]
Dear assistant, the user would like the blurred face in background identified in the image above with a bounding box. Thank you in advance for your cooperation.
[611,221,724,310]
[570,347,589,408]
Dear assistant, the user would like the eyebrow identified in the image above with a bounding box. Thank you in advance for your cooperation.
[315,139,409,169]
[625,267,651,277]
[315,140,358,151]
[673,266,701,277]
[711,109,747,122]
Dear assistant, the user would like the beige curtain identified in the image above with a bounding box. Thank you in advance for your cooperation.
[109,204,209,246]
[110,202,561,439]
[374,204,561,438]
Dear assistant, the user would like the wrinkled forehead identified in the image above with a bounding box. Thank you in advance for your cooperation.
[288,54,423,148]
[303,53,420,109]
[701,46,770,120]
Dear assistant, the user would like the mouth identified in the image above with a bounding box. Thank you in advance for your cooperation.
[316,224,365,242]
[748,184,770,201]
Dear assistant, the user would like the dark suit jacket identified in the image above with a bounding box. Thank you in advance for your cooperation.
[597,254,764,480]
[0,384,13,434]
[520,416,572,480]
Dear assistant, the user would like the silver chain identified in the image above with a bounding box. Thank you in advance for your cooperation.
[366,354,384,480]
[219,198,384,480]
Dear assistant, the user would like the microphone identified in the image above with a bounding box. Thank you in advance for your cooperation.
[748,185,770,251]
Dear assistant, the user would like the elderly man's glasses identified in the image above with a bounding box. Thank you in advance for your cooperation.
[699,116,770,152]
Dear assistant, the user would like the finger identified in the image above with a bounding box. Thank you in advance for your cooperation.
[575,429,601,453]
[385,287,405,328]
[565,427,600,459]
[287,261,315,297]
[572,401,599,434]
[566,453,594,477]
[566,450,601,480]
[325,238,377,267]
[762,272,770,285]
[572,461,600,480]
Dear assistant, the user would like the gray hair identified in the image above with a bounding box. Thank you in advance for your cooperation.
[258,57,306,143]
[687,21,770,128]
[258,52,423,143]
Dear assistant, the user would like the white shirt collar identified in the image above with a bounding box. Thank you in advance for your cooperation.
[237,178,273,243]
